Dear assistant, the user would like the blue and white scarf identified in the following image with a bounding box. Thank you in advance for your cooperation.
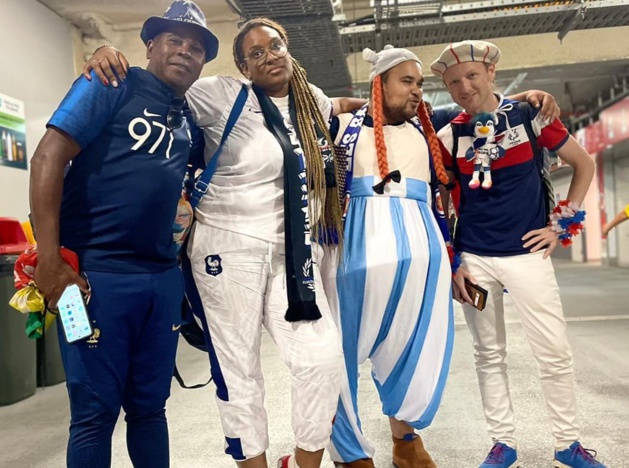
[253,84,332,322]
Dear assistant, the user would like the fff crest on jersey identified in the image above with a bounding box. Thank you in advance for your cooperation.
[205,254,223,276]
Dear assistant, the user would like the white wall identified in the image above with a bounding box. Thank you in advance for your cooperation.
[582,165,602,264]
[0,1,245,222]
[75,15,242,81]
[552,170,585,262]
[611,149,629,267]
[0,0,76,221]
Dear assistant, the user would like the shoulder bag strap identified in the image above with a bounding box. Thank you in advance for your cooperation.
[189,84,248,209]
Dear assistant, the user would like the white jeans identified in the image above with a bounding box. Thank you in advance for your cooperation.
[461,251,579,450]
[188,223,344,460]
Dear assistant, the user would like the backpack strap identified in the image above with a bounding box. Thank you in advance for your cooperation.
[449,122,462,181]
[189,83,248,209]
[517,102,555,220]
[173,364,212,390]
[518,102,543,171]
[173,85,247,390]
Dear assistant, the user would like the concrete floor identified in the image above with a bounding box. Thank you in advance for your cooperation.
[1,260,628,467]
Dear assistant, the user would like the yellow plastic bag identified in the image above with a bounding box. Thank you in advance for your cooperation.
[9,285,44,314]
[9,285,56,339]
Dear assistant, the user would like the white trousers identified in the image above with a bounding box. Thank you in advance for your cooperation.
[461,251,579,450]
[188,223,344,460]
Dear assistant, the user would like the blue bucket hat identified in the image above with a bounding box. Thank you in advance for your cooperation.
[141,0,219,63]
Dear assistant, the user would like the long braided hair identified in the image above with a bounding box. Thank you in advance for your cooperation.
[233,18,343,246]
[372,72,449,186]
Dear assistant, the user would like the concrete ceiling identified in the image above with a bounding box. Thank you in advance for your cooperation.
[346,58,629,128]
[37,0,235,27]
[37,0,629,128]
[424,59,629,126]
[339,0,629,52]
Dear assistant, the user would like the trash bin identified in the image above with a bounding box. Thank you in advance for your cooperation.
[0,254,37,405]
[0,217,30,254]
[37,322,66,386]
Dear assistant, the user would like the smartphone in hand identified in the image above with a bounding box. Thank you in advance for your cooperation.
[464,278,488,311]
[57,284,93,343]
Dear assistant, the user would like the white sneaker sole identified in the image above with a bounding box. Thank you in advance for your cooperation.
[480,459,520,468]
[553,461,572,468]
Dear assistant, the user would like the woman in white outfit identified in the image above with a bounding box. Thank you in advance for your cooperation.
[186,18,361,468]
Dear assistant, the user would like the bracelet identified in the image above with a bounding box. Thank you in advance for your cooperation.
[447,245,461,275]
[549,199,586,247]
[93,44,113,54]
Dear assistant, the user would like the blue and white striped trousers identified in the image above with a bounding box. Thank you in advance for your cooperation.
[323,176,455,463]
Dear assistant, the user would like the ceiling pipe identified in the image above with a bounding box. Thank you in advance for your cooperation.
[568,87,629,132]
[558,0,586,42]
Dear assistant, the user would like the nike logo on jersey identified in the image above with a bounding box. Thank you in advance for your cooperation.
[143,108,161,118]
[172,324,181,331]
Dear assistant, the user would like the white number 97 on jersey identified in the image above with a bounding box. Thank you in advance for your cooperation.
[128,117,175,159]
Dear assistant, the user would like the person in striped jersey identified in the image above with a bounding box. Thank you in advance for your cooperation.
[433,40,604,468]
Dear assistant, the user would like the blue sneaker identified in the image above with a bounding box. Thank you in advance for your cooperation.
[554,442,606,467]
[479,443,519,468]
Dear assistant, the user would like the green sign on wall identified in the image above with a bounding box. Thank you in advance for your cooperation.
[0,92,27,170]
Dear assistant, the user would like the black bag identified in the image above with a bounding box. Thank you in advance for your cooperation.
[172,237,212,389]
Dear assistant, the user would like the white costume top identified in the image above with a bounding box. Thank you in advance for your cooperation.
[186,75,332,243]
[326,112,454,463]
[336,113,431,182]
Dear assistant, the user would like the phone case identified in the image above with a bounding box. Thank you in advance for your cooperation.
[57,284,93,343]
[464,279,488,311]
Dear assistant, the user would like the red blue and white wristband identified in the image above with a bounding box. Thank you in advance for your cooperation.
[549,200,586,247]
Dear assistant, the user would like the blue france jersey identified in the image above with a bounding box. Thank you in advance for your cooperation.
[48,67,192,273]
[438,97,569,257]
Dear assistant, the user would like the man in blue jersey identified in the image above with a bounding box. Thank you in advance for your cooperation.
[29,1,217,467]
[433,41,605,468]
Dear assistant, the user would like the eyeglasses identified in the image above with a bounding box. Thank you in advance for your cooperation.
[167,98,185,131]
[243,41,288,65]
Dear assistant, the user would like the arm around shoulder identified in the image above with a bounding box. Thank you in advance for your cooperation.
[83,45,129,87]
[509,90,560,122]
[331,97,368,116]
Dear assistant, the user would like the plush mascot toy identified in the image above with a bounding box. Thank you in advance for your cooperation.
[465,112,506,189]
